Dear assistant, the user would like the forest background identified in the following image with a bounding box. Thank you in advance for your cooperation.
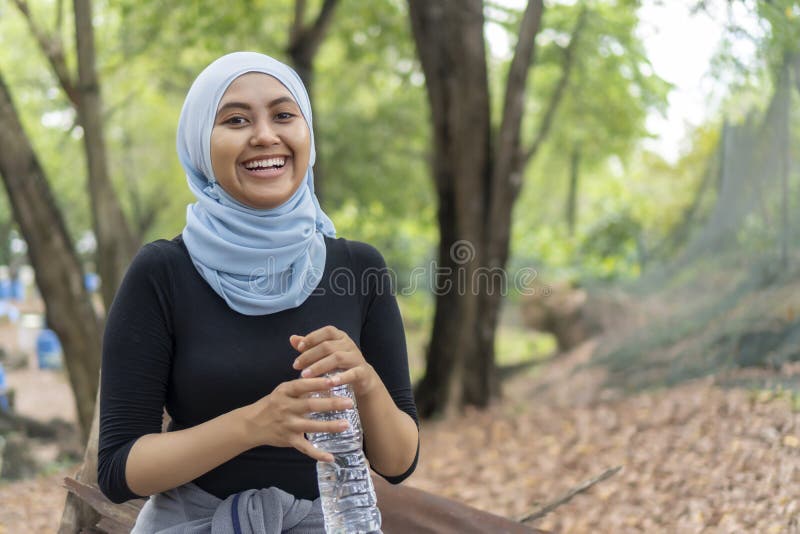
[0,0,799,532]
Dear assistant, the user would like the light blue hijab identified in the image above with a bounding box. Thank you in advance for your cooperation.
[178,52,336,316]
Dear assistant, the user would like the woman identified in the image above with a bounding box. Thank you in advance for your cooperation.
[97,51,419,533]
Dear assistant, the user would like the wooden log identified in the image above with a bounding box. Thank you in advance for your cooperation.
[64,475,540,533]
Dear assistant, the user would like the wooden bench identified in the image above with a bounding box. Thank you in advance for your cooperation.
[64,475,540,533]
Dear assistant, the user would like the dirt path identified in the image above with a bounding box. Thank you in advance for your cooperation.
[1,346,799,533]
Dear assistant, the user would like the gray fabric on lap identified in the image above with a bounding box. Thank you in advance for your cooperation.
[131,483,324,534]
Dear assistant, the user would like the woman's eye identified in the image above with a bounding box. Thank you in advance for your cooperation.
[275,112,294,121]
[224,116,248,125]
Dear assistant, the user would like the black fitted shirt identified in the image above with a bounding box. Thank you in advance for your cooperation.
[98,235,418,504]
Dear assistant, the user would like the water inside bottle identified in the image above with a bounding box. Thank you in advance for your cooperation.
[308,382,383,534]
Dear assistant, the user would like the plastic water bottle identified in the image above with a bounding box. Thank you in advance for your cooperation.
[307,379,382,534]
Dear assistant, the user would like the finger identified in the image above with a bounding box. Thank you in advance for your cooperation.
[329,366,358,386]
[283,377,335,397]
[301,350,357,379]
[297,395,354,415]
[331,365,377,396]
[293,339,338,371]
[295,325,344,352]
[289,335,303,351]
[300,418,351,435]
[292,436,335,463]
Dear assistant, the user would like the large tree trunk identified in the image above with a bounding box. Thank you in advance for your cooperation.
[408,0,491,416]
[73,0,137,311]
[408,0,544,416]
[0,71,102,440]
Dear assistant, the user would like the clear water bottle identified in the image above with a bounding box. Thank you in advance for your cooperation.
[307,379,382,534]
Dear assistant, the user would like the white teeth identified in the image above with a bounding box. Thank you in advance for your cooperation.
[244,157,286,169]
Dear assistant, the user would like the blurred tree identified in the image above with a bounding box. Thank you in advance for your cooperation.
[11,0,137,311]
[530,3,669,235]
[507,1,669,276]
[0,67,101,472]
[408,0,554,415]
[407,0,666,416]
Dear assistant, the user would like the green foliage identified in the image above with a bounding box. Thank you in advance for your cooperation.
[522,1,670,168]
[507,0,672,283]
[314,0,436,273]
[578,210,641,276]
[0,0,712,292]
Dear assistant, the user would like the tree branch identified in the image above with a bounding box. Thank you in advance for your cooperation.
[11,0,79,107]
[494,0,544,192]
[288,0,340,60]
[55,0,64,35]
[519,465,622,524]
[290,0,307,46]
[522,5,589,166]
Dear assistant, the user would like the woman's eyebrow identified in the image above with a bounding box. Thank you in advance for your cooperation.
[268,96,296,107]
[216,96,297,118]
[216,101,250,117]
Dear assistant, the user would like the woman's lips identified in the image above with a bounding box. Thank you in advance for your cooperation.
[239,158,290,178]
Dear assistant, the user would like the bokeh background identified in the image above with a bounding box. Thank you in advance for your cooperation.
[0,0,798,532]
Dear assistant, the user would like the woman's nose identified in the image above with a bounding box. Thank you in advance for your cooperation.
[250,120,279,146]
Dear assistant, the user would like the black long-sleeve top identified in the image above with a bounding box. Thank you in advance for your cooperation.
[98,235,418,504]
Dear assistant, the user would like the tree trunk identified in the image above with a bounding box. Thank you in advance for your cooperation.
[566,143,581,235]
[779,55,792,269]
[74,0,137,311]
[409,0,543,416]
[287,0,340,205]
[408,0,490,416]
[0,71,102,440]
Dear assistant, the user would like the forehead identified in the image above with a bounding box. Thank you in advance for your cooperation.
[218,72,297,105]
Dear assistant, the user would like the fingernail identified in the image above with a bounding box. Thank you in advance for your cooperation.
[301,368,311,378]
[292,358,300,369]
[298,341,306,350]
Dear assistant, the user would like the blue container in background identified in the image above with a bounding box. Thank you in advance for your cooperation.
[0,362,9,411]
[84,273,100,293]
[0,279,11,300]
[10,278,24,301]
[37,329,63,370]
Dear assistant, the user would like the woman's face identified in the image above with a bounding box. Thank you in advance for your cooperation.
[210,72,311,210]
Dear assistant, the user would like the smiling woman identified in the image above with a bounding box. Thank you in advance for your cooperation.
[210,73,311,210]
[96,52,419,533]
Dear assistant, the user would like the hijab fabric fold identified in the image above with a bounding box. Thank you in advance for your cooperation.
[178,52,335,316]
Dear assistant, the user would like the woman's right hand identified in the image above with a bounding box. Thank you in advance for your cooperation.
[241,377,352,462]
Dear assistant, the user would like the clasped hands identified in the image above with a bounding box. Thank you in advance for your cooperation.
[242,325,380,462]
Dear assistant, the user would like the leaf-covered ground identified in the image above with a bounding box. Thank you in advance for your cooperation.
[1,343,799,533]
[407,344,800,532]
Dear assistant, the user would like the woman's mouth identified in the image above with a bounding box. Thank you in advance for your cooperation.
[240,157,288,177]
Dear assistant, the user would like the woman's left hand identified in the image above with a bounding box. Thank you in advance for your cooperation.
[290,326,380,398]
